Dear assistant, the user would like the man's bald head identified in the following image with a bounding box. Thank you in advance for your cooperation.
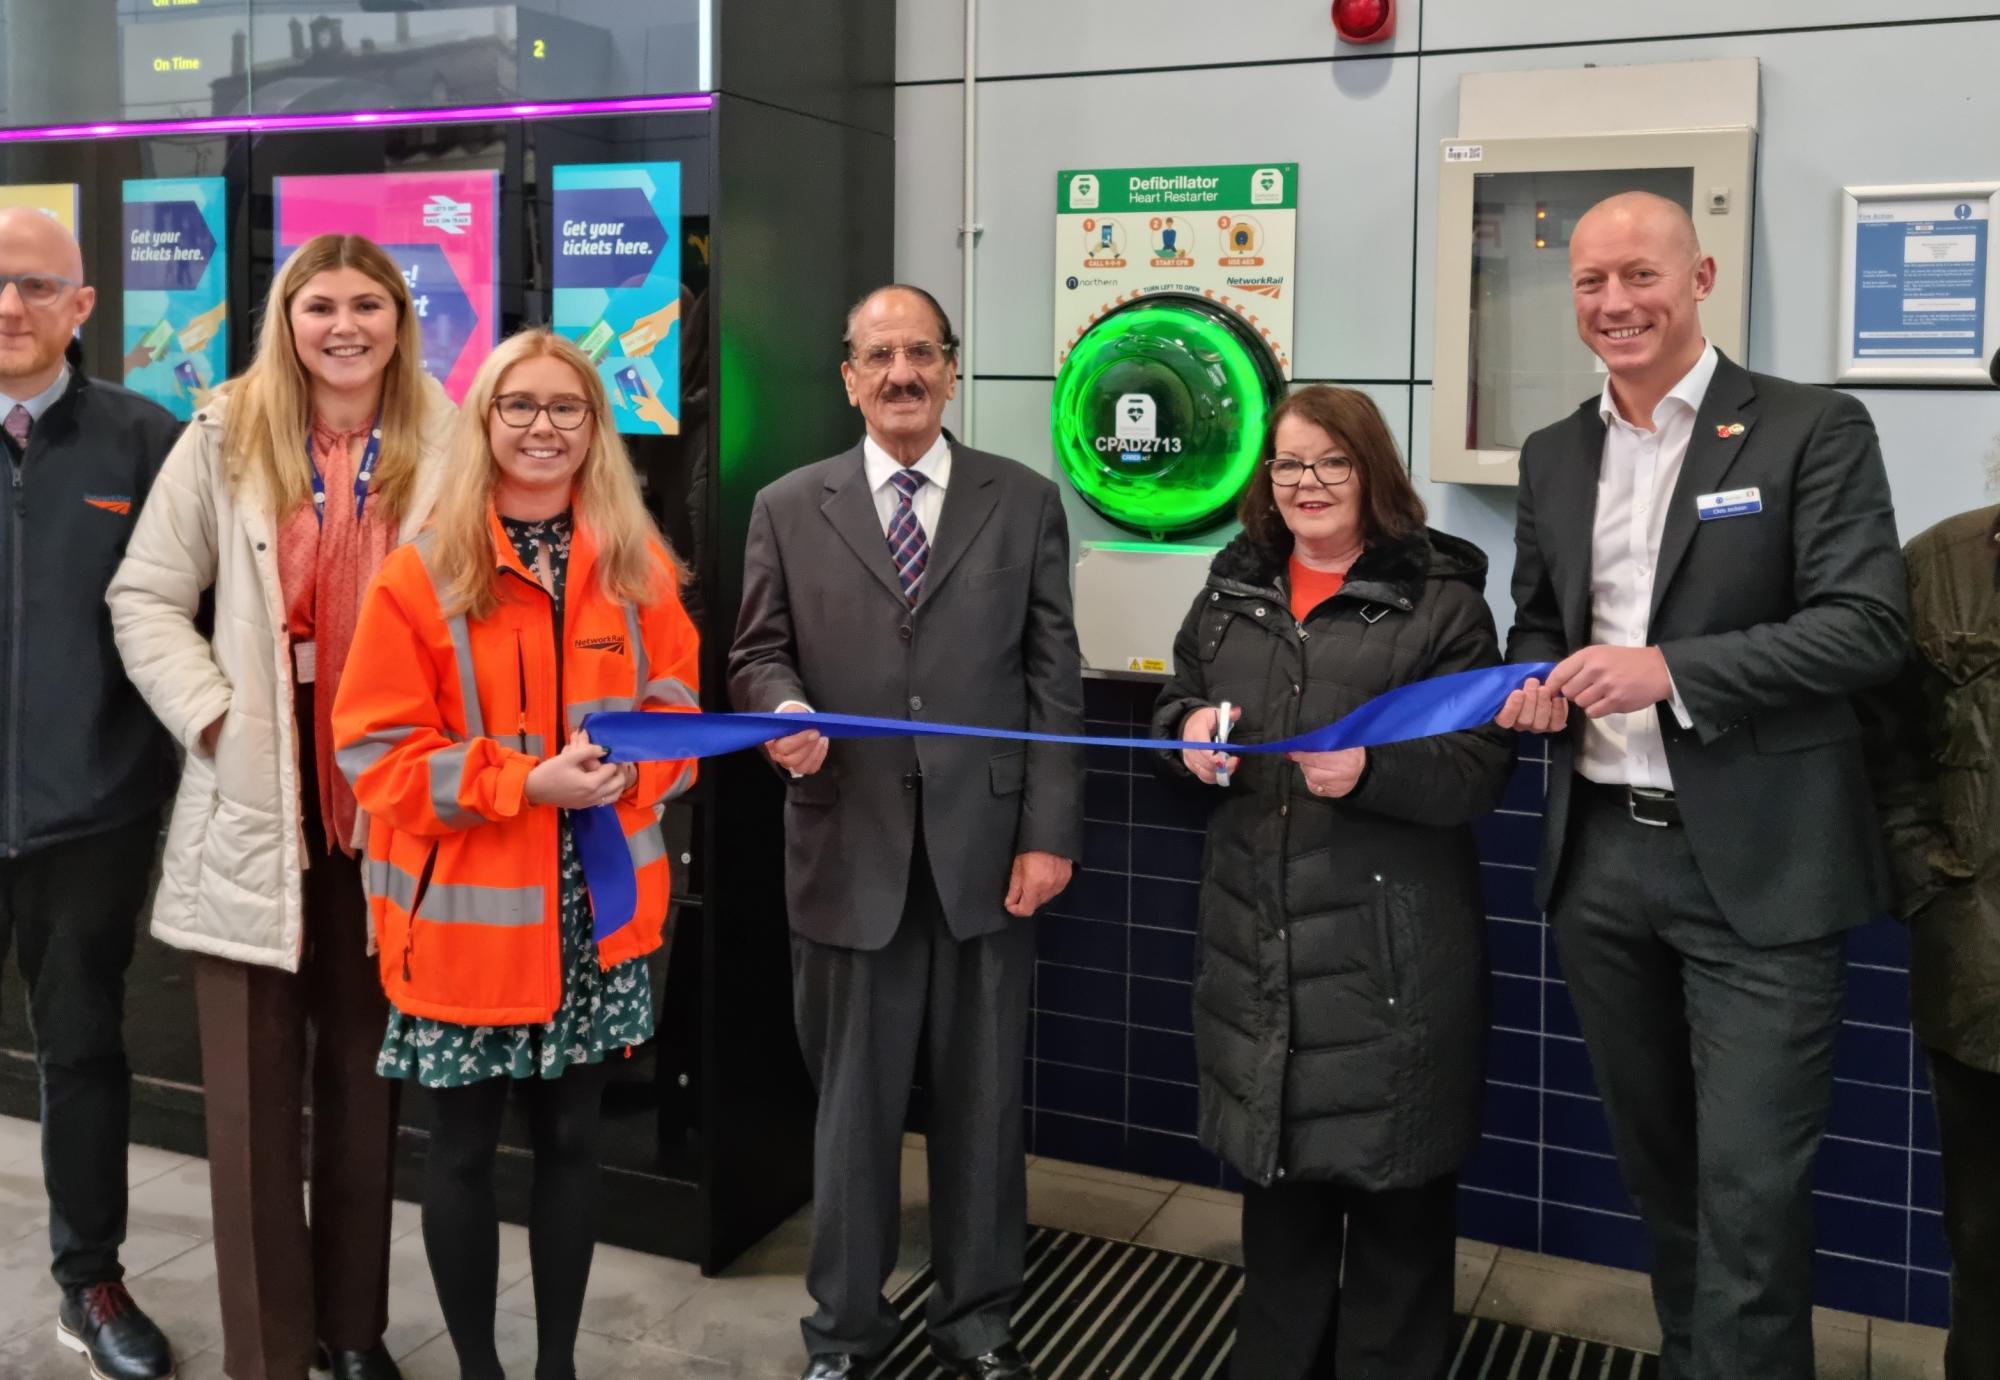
[1568,190,1716,415]
[0,205,95,395]
[1572,191,1702,266]
[0,206,85,282]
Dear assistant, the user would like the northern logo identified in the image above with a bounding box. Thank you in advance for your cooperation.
[422,194,474,235]
[84,495,132,515]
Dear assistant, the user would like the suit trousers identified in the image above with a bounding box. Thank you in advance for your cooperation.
[1230,1173,1458,1380]
[194,692,400,1380]
[0,811,159,1288]
[1926,1047,2000,1380]
[791,831,1034,1362]
[1551,783,1844,1380]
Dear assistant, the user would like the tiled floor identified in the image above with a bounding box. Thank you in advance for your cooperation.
[0,1115,1948,1379]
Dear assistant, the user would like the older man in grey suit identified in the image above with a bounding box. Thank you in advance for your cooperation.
[729,284,1083,1380]
[1499,193,1909,1380]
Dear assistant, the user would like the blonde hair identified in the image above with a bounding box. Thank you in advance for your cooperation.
[426,328,674,618]
[220,234,431,521]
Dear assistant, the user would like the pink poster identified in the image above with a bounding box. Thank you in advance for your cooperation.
[274,171,500,401]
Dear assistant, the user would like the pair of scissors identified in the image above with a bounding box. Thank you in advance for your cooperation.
[1212,700,1234,788]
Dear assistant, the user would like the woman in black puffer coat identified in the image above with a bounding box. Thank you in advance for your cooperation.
[1155,385,1513,1380]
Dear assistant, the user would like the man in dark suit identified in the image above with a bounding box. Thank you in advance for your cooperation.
[1497,193,1908,1380]
[728,284,1084,1380]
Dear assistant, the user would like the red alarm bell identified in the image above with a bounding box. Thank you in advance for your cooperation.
[1332,0,1395,44]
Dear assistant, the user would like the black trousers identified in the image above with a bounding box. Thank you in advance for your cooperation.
[792,835,1035,1362]
[0,811,160,1287]
[1928,1047,2000,1380]
[1552,784,1844,1380]
[1230,1174,1458,1380]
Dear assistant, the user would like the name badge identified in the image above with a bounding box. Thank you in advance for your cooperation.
[293,639,317,684]
[1696,487,1762,521]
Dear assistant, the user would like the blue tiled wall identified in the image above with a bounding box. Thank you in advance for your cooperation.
[1028,676,1951,1328]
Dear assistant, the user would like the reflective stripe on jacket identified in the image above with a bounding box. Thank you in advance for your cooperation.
[332,510,698,1025]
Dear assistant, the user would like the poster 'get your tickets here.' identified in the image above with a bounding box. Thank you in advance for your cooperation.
[1054,163,1298,378]
[122,178,227,420]
[551,162,682,437]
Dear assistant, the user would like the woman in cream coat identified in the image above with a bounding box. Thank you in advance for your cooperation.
[108,234,454,1380]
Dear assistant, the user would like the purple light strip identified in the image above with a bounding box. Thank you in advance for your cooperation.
[0,92,713,144]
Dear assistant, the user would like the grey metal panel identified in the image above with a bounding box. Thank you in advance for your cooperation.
[1415,22,2000,388]
[716,0,896,135]
[967,57,1419,382]
[898,0,966,85]
[970,0,1416,78]
[1423,0,1998,52]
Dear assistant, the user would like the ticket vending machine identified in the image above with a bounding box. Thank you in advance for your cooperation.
[0,0,894,1273]
[1051,295,1286,675]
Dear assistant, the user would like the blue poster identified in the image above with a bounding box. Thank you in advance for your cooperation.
[1852,199,1989,366]
[122,178,227,421]
[551,162,682,437]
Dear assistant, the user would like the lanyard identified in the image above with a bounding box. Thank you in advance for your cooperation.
[307,422,382,526]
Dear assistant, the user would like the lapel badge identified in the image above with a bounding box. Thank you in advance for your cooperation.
[1716,422,1746,439]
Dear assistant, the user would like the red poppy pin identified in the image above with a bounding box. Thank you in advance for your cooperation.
[1716,422,1746,439]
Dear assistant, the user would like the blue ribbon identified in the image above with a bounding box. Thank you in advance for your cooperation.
[572,661,1553,942]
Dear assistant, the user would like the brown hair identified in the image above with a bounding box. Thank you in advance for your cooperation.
[1237,385,1426,558]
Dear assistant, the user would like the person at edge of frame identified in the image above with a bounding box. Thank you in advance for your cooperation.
[0,204,182,1380]
[1862,343,2000,1380]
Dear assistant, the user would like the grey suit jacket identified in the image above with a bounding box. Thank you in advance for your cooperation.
[727,436,1085,949]
[1506,352,1910,946]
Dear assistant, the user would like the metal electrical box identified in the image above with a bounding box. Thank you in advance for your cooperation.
[1429,125,1757,486]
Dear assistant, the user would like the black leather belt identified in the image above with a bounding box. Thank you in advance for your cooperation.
[1584,780,1681,827]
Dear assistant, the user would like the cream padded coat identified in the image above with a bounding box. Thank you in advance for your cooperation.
[107,379,456,972]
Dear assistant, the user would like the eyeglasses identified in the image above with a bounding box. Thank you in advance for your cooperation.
[849,340,954,372]
[0,272,81,309]
[1267,456,1353,487]
[491,393,591,430]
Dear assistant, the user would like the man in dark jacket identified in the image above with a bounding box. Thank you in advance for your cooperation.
[0,206,181,1380]
[729,285,1083,1380]
[1499,193,1908,1380]
[1865,345,2000,1380]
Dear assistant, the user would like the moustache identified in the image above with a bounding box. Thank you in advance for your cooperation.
[880,384,927,402]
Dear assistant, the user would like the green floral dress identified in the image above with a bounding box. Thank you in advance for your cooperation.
[377,512,656,1088]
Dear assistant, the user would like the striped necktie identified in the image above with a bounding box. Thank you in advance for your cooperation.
[886,468,930,606]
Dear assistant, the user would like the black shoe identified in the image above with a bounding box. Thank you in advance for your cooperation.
[799,1356,869,1380]
[940,1343,1035,1380]
[313,1342,404,1380]
[56,1283,176,1380]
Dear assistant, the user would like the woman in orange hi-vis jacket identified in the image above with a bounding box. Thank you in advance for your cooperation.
[332,329,697,1380]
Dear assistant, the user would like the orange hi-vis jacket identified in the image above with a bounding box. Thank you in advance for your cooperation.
[332,511,698,1026]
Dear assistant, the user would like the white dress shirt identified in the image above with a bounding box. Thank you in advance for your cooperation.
[1576,343,1714,790]
[774,431,953,717]
[862,430,951,537]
